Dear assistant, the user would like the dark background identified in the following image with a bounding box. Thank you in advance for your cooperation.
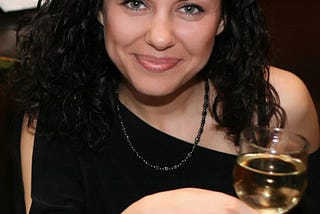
[1,1,319,213]
[261,0,320,116]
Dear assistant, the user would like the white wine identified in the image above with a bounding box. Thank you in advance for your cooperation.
[233,153,307,214]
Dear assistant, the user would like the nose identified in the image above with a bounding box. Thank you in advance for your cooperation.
[145,15,176,51]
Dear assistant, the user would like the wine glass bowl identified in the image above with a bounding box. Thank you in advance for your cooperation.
[233,127,309,214]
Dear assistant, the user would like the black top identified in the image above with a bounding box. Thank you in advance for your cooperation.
[11,103,320,214]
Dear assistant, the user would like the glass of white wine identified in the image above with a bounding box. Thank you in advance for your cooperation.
[233,127,309,214]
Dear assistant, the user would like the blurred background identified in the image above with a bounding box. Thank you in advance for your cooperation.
[0,0,319,213]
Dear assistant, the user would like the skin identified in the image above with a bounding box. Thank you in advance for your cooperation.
[21,115,36,213]
[20,0,319,213]
[98,0,231,153]
[99,0,319,153]
[101,0,224,98]
[122,188,259,214]
[268,67,319,152]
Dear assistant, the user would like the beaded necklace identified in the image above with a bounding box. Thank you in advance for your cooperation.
[116,79,209,171]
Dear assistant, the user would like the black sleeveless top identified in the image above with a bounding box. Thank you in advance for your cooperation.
[12,103,320,214]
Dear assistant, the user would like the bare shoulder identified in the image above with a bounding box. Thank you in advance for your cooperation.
[269,66,320,152]
[269,67,309,96]
[268,67,313,112]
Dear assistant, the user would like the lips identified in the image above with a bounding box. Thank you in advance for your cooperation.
[134,54,181,72]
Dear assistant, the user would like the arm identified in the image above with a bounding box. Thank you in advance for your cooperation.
[20,114,36,214]
[122,188,258,214]
[19,114,85,214]
[269,67,320,153]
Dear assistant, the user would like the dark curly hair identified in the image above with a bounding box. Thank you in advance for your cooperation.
[12,0,286,149]
[207,0,286,143]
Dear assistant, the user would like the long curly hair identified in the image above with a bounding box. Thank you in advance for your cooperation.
[207,0,286,143]
[13,0,285,148]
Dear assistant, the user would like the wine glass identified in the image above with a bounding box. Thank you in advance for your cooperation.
[233,126,309,214]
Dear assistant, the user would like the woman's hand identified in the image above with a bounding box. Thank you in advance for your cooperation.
[122,188,258,214]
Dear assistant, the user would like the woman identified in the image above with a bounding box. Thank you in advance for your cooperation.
[12,0,319,213]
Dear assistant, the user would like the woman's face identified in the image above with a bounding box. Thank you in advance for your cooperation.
[100,0,224,97]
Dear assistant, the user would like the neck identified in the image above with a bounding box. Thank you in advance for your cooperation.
[116,79,210,171]
[118,78,206,128]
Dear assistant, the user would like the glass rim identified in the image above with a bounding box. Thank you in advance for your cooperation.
[240,126,310,154]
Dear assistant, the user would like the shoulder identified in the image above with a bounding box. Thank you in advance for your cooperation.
[268,67,312,115]
[20,113,87,213]
[269,66,320,152]
[269,67,309,96]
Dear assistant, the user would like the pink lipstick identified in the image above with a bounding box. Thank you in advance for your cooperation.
[134,54,181,72]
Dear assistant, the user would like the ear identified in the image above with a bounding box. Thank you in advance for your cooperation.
[97,11,105,26]
[216,16,226,35]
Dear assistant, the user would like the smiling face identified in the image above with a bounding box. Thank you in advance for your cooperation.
[100,0,224,98]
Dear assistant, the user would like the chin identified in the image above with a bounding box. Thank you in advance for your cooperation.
[128,80,178,98]
[135,86,175,98]
[123,74,197,99]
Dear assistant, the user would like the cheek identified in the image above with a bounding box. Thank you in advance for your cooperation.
[103,13,149,76]
[105,17,130,51]
[103,14,141,69]
[177,23,217,59]
[104,12,147,49]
